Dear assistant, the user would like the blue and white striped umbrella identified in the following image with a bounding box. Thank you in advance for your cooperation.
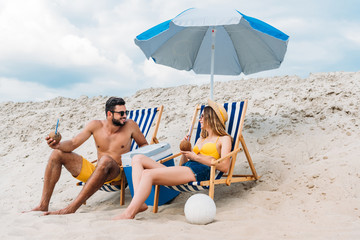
[135,7,289,99]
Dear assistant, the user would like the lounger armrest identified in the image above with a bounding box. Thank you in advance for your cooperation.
[210,147,242,166]
[158,152,182,164]
[151,137,159,144]
[159,147,241,166]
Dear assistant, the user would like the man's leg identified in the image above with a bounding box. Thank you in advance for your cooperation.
[44,155,120,215]
[29,150,83,212]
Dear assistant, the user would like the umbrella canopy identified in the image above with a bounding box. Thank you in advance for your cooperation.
[135,7,289,99]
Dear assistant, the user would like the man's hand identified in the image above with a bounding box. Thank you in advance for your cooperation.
[45,135,60,149]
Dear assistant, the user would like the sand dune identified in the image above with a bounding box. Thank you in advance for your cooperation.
[0,71,359,239]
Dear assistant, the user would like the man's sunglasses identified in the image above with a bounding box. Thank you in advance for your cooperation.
[111,110,129,116]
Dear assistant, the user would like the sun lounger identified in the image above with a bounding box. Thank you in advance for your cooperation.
[152,100,259,213]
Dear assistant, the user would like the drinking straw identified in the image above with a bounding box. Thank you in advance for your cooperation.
[55,119,59,134]
[187,124,193,141]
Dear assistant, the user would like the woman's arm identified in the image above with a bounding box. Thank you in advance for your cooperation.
[180,135,232,172]
[216,135,232,173]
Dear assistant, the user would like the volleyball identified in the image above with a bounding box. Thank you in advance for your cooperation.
[184,193,216,225]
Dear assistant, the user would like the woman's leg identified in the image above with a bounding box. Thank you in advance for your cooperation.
[131,154,166,194]
[128,155,167,214]
[113,166,195,220]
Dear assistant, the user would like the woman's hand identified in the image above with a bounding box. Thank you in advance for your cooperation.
[180,150,197,161]
[182,134,190,141]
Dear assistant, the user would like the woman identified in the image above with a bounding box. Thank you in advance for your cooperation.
[113,99,232,220]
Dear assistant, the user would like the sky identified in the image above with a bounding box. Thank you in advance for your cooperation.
[0,0,359,102]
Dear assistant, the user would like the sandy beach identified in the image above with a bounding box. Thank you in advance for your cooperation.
[0,71,359,239]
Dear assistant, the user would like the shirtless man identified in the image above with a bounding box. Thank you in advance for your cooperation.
[28,97,148,215]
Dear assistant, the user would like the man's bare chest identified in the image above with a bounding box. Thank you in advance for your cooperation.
[93,130,132,153]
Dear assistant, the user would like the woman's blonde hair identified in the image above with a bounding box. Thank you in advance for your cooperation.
[200,106,230,139]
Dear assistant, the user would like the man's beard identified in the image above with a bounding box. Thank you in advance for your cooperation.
[112,118,125,127]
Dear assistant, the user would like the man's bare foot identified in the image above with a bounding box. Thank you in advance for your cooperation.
[22,205,48,213]
[112,203,148,220]
[43,207,76,216]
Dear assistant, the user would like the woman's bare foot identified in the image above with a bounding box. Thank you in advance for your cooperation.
[112,211,134,220]
[138,203,148,213]
[112,203,148,220]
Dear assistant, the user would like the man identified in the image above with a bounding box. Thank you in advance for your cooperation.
[28,97,148,215]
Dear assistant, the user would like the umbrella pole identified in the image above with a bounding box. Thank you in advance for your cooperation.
[210,27,216,100]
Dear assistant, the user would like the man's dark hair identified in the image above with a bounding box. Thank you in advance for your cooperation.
[105,97,125,116]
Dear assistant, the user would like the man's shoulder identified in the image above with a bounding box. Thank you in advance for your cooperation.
[86,119,104,129]
[125,119,139,129]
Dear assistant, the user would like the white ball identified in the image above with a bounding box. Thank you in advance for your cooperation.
[184,193,216,225]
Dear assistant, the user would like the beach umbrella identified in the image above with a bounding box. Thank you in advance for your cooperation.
[135,7,289,99]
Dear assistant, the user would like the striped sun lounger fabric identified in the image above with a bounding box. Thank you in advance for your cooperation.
[165,101,245,192]
[128,107,158,151]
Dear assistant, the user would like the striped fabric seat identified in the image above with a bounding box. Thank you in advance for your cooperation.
[77,106,163,205]
[165,102,245,192]
[165,171,223,192]
[100,185,121,192]
[128,107,160,151]
[77,181,123,192]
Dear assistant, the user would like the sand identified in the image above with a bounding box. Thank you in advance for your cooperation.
[0,71,359,239]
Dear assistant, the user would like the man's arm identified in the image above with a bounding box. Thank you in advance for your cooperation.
[129,120,148,148]
[47,120,97,152]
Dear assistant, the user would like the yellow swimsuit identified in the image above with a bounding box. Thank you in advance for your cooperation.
[76,157,122,184]
[193,136,220,159]
[184,137,221,181]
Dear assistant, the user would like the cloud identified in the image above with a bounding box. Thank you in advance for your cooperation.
[1,1,116,69]
[0,1,72,63]
[0,74,138,103]
[342,22,360,47]
[0,77,59,102]
[58,34,110,66]
[0,0,359,102]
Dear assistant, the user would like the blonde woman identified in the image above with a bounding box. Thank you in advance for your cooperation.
[114,100,232,220]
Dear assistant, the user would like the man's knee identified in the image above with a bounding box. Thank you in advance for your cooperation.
[49,149,65,162]
[97,155,117,170]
